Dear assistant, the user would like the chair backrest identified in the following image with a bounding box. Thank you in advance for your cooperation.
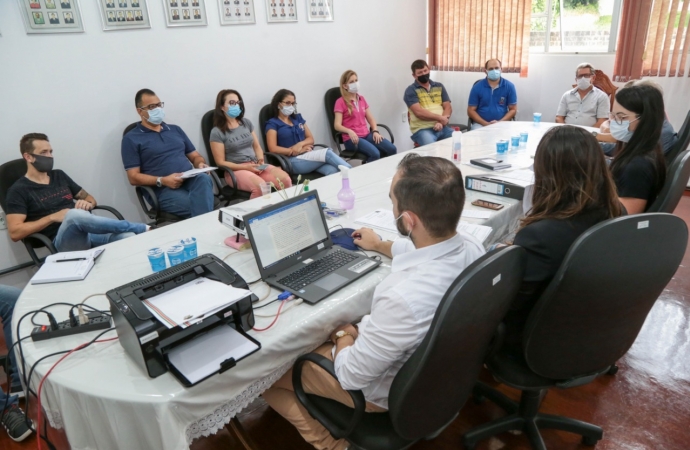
[201,109,216,166]
[388,246,526,440]
[467,79,483,126]
[324,87,344,150]
[258,104,273,151]
[665,109,690,165]
[524,213,687,380]
[0,159,28,212]
[122,122,138,137]
[648,149,690,213]
[592,69,618,109]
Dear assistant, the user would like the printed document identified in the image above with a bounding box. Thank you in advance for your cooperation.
[295,148,328,162]
[180,167,217,179]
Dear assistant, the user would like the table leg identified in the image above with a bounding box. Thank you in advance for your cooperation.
[227,416,260,450]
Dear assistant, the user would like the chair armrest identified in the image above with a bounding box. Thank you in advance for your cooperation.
[135,186,158,221]
[314,144,328,149]
[216,166,239,198]
[377,124,395,144]
[292,352,366,439]
[93,205,124,220]
[24,233,57,254]
[265,153,293,174]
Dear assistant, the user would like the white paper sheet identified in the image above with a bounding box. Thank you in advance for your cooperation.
[167,325,259,384]
[457,221,493,243]
[180,167,217,179]
[461,210,492,219]
[489,169,535,187]
[31,248,105,285]
[295,148,328,162]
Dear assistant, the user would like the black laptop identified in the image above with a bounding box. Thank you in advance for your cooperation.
[244,190,381,304]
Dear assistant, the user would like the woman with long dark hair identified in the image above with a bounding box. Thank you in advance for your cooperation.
[209,89,291,198]
[265,89,351,176]
[505,125,623,354]
[609,84,666,214]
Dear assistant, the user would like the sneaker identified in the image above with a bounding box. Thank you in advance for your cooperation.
[1,404,34,442]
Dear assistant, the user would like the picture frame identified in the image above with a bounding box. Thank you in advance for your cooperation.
[218,0,256,25]
[265,0,296,23]
[98,0,151,31]
[306,0,332,22]
[163,0,208,27]
[17,0,85,34]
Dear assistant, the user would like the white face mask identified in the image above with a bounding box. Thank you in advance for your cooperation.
[347,81,359,94]
[576,76,592,90]
[395,212,412,241]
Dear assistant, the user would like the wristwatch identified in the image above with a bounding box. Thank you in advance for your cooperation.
[591,131,598,137]
[334,330,353,341]
[156,177,162,188]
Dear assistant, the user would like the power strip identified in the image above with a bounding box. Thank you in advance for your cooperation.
[31,312,111,342]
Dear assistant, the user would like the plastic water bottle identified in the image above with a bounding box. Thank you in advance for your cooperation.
[452,131,462,165]
[337,165,355,210]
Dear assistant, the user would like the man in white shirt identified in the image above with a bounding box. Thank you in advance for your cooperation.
[262,154,486,450]
[555,63,610,127]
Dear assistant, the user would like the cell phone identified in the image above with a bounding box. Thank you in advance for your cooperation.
[472,199,504,210]
[256,164,269,171]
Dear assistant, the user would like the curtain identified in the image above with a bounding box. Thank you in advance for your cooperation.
[428,0,531,77]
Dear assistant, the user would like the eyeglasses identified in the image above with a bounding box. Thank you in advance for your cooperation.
[608,112,639,125]
[139,102,164,111]
[227,100,242,106]
[281,101,297,107]
[576,74,593,79]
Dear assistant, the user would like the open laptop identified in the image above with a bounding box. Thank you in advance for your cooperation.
[244,190,381,304]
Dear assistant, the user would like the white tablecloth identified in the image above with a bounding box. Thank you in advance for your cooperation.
[12,121,562,450]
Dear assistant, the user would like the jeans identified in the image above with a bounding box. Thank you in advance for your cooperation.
[155,174,214,218]
[289,149,352,176]
[470,122,484,130]
[0,285,21,411]
[411,126,454,146]
[343,132,397,163]
[53,209,147,252]
[600,142,616,156]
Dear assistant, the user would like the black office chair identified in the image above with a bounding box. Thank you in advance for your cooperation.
[200,110,252,206]
[323,87,392,162]
[292,246,527,450]
[648,149,690,213]
[664,109,690,166]
[467,79,516,129]
[258,104,324,183]
[463,213,688,450]
[0,158,126,267]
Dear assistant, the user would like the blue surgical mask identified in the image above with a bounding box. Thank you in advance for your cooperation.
[281,105,295,116]
[610,118,639,143]
[226,104,241,118]
[147,107,165,125]
[487,69,501,81]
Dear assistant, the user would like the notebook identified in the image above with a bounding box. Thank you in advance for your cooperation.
[30,248,105,285]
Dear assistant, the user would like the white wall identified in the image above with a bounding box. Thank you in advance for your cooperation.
[433,53,690,132]
[0,0,426,273]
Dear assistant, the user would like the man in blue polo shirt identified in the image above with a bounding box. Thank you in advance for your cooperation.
[121,89,213,218]
[403,59,453,146]
[467,59,518,129]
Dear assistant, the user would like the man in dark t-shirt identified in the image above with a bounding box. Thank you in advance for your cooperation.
[6,133,147,252]
[121,88,213,218]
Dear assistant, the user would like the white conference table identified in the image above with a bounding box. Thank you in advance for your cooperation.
[12,121,562,450]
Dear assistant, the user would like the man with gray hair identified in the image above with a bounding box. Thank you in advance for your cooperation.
[556,63,609,127]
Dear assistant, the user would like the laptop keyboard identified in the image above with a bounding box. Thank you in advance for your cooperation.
[278,250,358,290]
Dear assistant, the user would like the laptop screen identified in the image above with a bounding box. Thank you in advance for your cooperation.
[246,193,329,270]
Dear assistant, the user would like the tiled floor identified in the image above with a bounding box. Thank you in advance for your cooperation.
[3,195,690,450]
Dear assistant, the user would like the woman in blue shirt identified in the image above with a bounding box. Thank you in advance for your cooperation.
[265,89,351,176]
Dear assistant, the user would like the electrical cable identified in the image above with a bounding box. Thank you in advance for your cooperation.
[253,298,302,318]
[251,300,285,332]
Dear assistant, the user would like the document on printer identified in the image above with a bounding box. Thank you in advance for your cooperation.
[143,277,251,329]
[167,324,259,384]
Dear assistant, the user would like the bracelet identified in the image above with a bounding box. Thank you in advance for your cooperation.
[372,130,380,134]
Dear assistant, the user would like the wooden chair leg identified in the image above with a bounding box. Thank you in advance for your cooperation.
[227,416,260,450]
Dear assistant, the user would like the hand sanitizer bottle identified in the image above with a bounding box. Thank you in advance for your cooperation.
[452,131,462,165]
[337,165,355,210]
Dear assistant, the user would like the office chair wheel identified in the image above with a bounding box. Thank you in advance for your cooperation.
[582,435,600,446]
[607,364,619,375]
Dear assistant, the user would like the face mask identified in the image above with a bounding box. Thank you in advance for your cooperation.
[226,104,241,118]
[395,212,413,241]
[577,77,592,90]
[417,74,430,84]
[281,105,295,116]
[610,118,639,143]
[487,69,501,81]
[347,82,360,94]
[146,107,165,125]
[30,154,54,173]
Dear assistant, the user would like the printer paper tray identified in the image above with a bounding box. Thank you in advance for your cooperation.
[165,324,260,386]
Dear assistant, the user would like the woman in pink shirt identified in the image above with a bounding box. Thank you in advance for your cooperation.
[334,70,396,163]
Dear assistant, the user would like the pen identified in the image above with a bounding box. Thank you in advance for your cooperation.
[56,258,88,263]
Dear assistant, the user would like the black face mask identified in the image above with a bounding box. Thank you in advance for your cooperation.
[417,74,430,84]
[31,154,54,173]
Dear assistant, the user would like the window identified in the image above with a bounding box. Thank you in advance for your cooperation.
[530,0,623,52]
